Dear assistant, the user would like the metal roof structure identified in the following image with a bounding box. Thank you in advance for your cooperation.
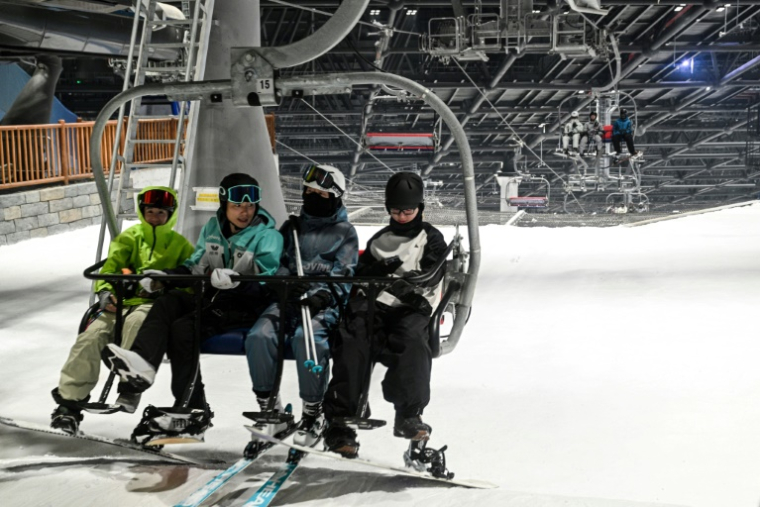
[260,0,760,212]
[3,0,760,213]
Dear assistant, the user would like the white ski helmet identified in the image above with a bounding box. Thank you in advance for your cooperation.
[302,164,346,197]
[570,111,579,118]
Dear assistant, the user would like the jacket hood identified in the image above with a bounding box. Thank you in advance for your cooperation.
[136,186,180,239]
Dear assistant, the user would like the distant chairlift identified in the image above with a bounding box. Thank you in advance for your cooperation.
[365,132,437,151]
[503,175,551,209]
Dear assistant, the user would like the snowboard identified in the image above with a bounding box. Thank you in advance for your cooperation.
[0,415,224,469]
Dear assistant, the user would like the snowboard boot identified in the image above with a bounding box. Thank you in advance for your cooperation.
[294,400,325,448]
[323,421,359,459]
[101,344,156,391]
[393,413,432,441]
[131,404,213,445]
[50,405,83,435]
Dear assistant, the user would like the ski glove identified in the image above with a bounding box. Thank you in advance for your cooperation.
[288,280,312,301]
[210,268,240,290]
[139,269,166,293]
[359,256,403,276]
[299,290,332,315]
[97,290,116,312]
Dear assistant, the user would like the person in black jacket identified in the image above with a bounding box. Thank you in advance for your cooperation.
[322,172,447,458]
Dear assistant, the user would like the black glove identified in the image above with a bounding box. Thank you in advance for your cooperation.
[288,281,311,301]
[397,291,433,316]
[359,256,403,277]
[402,269,423,281]
[299,290,332,315]
[97,290,115,312]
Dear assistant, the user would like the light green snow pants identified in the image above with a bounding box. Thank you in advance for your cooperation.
[57,303,152,402]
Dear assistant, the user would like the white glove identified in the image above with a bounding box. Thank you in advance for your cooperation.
[210,268,240,290]
[139,269,166,293]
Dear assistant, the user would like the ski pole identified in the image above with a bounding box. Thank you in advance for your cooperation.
[292,228,322,375]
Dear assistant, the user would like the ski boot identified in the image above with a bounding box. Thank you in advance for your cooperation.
[101,344,156,391]
[244,396,293,459]
[393,413,432,441]
[323,421,360,459]
[294,401,325,448]
[131,404,213,447]
[404,439,455,480]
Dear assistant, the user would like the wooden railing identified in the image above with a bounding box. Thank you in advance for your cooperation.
[0,118,182,190]
[0,114,275,191]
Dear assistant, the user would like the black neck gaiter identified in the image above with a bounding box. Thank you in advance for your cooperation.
[303,192,340,217]
[389,211,424,235]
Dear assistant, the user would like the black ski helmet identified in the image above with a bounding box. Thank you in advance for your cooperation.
[620,108,628,118]
[385,172,424,211]
[218,173,260,209]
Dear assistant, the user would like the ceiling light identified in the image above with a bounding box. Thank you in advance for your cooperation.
[706,86,712,91]
[407,9,417,15]
[370,9,380,15]
[725,3,731,6]
[674,5,684,11]
[717,6,725,11]
[532,9,541,14]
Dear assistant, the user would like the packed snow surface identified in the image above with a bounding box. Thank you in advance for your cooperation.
[1,204,759,507]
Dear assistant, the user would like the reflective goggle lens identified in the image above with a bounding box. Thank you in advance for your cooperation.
[303,165,344,196]
[140,189,176,209]
[224,184,262,204]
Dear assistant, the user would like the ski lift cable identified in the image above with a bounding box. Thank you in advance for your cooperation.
[299,98,398,174]
[452,59,587,210]
[266,0,422,36]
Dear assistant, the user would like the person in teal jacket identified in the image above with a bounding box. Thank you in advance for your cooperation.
[51,186,194,435]
[102,173,283,443]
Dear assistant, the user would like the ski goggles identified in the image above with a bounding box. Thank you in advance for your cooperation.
[221,184,262,204]
[139,189,176,210]
[302,165,344,197]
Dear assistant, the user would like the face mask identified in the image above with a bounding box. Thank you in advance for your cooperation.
[302,191,338,217]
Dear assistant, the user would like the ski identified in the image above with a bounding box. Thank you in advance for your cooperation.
[245,425,498,489]
[239,449,305,507]
[0,415,225,469]
[173,422,299,507]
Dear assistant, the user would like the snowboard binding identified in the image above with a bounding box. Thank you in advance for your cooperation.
[403,439,455,480]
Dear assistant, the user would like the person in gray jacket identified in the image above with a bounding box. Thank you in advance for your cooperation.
[245,164,358,447]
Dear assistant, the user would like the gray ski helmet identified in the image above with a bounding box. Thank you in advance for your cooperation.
[385,172,424,211]
[219,173,260,208]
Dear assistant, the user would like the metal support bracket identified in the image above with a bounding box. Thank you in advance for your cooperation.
[231,48,277,106]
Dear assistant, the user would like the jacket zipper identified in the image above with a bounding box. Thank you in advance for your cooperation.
[149,225,157,260]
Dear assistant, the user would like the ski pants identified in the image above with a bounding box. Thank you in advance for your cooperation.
[562,133,581,150]
[580,134,602,154]
[612,133,636,155]
[58,304,152,402]
[131,290,261,409]
[323,295,432,421]
[245,302,336,403]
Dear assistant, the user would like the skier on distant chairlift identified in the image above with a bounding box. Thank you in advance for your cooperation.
[562,111,585,155]
[611,109,642,161]
[581,111,603,157]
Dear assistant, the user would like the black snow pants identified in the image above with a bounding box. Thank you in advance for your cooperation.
[612,133,636,155]
[130,289,262,409]
[323,294,432,420]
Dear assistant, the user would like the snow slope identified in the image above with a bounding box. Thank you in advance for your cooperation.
[1,204,759,507]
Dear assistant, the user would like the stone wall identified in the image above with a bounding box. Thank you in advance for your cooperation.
[0,180,118,246]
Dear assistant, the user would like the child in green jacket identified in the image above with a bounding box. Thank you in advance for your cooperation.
[51,186,194,435]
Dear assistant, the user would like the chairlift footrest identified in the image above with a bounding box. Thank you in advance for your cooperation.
[242,411,295,424]
[333,416,387,430]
